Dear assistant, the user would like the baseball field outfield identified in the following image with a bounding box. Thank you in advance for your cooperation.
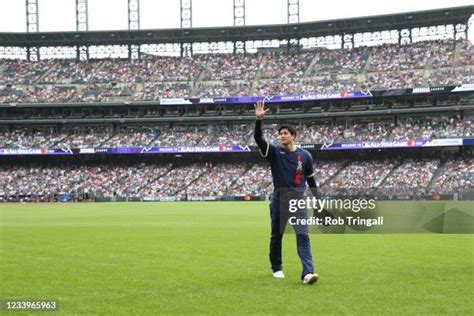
[1,202,473,315]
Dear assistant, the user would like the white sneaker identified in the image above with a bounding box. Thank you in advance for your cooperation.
[272,271,285,278]
[302,273,319,284]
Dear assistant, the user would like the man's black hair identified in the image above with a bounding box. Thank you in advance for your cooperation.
[278,124,297,137]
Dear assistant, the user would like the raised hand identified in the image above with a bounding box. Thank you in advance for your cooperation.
[255,100,269,120]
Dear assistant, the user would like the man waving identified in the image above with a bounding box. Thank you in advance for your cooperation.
[254,99,319,285]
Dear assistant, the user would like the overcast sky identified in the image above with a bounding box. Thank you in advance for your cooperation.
[0,0,472,40]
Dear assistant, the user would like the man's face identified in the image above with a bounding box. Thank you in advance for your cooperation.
[279,129,295,145]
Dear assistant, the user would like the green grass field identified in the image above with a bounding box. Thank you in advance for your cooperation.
[1,202,473,315]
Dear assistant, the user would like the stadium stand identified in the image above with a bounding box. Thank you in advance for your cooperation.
[1,157,472,202]
[1,39,473,103]
[380,159,441,195]
[0,115,471,149]
[0,7,473,203]
[431,157,474,194]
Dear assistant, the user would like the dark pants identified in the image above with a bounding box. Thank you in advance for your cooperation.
[269,191,314,279]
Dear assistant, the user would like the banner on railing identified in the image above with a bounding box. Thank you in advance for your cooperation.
[0,138,471,156]
[159,84,474,105]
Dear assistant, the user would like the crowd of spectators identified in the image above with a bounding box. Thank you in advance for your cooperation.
[229,160,348,196]
[313,161,347,186]
[310,47,369,75]
[152,127,204,147]
[0,38,471,102]
[254,78,302,96]
[431,157,474,194]
[185,163,249,198]
[82,163,172,198]
[197,125,252,146]
[364,70,425,90]
[261,52,314,79]
[0,127,67,148]
[380,159,440,195]
[261,115,472,145]
[0,59,55,84]
[1,158,471,202]
[59,127,114,149]
[191,81,250,98]
[40,56,203,84]
[203,54,261,81]
[390,116,473,140]
[131,82,190,101]
[228,164,273,197]
[427,67,473,86]
[263,123,346,144]
[430,40,456,68]
[0,163,173,200]
[458,39,473,66]
[368,41,431,72]
[300,75,358,94]
[101,127,159,147]
[0,115,471,149]
[142,163,210,198]
[325,160,396,194]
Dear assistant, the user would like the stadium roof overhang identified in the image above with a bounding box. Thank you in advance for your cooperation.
[0,5,472,47]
